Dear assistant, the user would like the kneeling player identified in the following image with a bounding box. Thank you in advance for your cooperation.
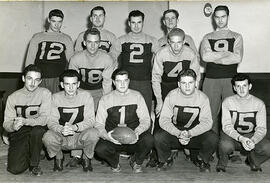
[155,69,218,172]
[3,64,51,176]
[216,73,270,172]
[95,69,154,173]
[42,70,99,172]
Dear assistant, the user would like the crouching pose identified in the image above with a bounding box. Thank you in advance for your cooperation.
[155,69,218,172]
[42,70,99,172]
[3,64,51,176]
[95,69,154,173]
[216,73,270,172]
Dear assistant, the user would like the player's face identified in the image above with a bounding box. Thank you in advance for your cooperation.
[168,35,184,55]
[22,71,42,92]
[61,76,80,97]
[48,16,63,32]
[90,10,105,28]
[214,10,228,29]
[128,16,144,34]
[233,79,252,98]
[113,74,130,94]
[178,76,196,96]
[163,12,178,30]
[84,34,100,55]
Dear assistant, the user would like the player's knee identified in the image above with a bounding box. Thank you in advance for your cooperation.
[42,130,61,146]
[81,128,99,142]
[256,142,270,156]
[31,126,46,138]
[154,130,167,145]
[140,132,154,148]
[219,140,234,153]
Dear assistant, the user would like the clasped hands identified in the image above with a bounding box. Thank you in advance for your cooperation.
[61,123,77,136]
[13,117,25,131]
[238,136,255,151]
[178,130,191,145]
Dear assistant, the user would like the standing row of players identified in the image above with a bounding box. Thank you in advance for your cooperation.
[3,4,270,176]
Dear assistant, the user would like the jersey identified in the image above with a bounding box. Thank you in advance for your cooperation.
[95,89,150,139]
[222,94,266,144]
[159,88,212,137]
[159,34,197,54]
[48,89,95,134]
[112,32,159,81]
[25,31,74,78]
[74,29,116,54]
[3,87,51,132]
[152,45,200,100]
[69,50,115,94]
[200,29,243,78]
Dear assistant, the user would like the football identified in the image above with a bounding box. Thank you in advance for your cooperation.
[111,126,137,144]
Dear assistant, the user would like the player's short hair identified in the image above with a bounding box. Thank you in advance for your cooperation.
[128,10,145,22]
[59,69,81,82]
[112,69,129,80]
[167,28,185,41]
[23,64,43,78]
[49,9,64,19]
[177,69,197,82]
[231,73,251,86]
[83,28,101,41]
[163,9,179,19]
[214,5,229,16]
[90,6,106,17]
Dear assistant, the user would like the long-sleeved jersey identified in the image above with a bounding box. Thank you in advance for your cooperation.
[159,34,197,54]
[48,89,95,134]
[25,31,74,78]
[111,32,159,81]
[74,29,117,55]
[3,87,51,132]
[95,89,150,139]
[152,45,200,101]
[200,29,243,78]
[69,50,115,94]
[222,94,266,144]
[159,88,212,138]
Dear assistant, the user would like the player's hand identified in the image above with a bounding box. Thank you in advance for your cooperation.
[178,130,190,145]
[155,99,163,117]
[239,136,254,151]
[13,117,25,131]
[62,124,75,136]
[129,132,139,145]
[107,130,121,145]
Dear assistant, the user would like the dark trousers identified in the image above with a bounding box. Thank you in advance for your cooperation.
[7,126,46,174]
[217,132,270,168]
[154,129,218,163]
[95,131,154,168]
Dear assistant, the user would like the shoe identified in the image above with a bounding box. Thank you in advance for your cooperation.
[146,158,159,168]
[131,162,143,173]
[53,158,64,172]
[30,166,43,176]
[156,158,173,171]
[65,157,81,167]
[111,164,121,173]
[216,166,226,172]
[82,158,93,172]
[229,154,242,164]
[245,157,262,172]
[199,161,211,172]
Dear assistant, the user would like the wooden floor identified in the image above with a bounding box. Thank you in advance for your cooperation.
[1,148,270,183]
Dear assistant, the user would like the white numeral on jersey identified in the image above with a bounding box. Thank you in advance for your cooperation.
[39,42,64,60]
[214,40,229,52]
[167,62,181,77]
[129,44,144,63]
[81,69,103,84]
[63,108,79,125]
[232,112,255,133]
[183,107,199,128]
[118,106,127,127]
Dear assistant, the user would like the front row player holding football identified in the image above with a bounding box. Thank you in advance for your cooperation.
[155,69,218,172]
[216,73,270,172]
[42,69,99,172]
[95,69,154,173]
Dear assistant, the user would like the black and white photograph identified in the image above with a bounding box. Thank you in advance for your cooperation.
[1,0,270,182]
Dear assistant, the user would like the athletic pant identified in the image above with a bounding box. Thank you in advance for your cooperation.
[95,131,154,168]
[7,126,46,174]
[203,78,234,134]
[155,129,218,163]
[42,128,99,159]
[217,132,270,168]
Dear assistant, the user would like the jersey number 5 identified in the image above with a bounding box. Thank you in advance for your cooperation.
[232,112,255,133]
